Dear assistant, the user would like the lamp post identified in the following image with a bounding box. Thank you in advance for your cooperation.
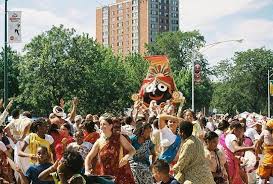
[268,69,273,118]
[4,0,8,107]
[191,39,243,112]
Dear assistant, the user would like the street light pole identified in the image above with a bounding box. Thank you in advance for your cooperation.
[268,69,273,118]
[4,0,8,107]
[191,39,243,112]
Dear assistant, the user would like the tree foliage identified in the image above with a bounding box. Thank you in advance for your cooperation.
[16,25,146,115]
[211,48,273,114]
[0,47,21,100]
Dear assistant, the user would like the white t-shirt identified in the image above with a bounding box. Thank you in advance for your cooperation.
[24,134,54,145]
[159,126,177,148]
[245,127,260,143]
[225,134,237,153]
[0,141,7,152]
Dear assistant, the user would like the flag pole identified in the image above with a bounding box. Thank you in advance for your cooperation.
[4,0,8,107]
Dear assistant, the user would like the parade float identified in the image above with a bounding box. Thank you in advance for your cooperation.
[131,55,185,117]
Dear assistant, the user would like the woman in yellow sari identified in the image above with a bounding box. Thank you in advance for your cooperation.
[19,118,55,163]
[256,119,273,184]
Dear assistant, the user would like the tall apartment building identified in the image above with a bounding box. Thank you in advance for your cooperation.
[96,0,179,55]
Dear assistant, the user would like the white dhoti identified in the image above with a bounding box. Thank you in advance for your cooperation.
[14,141,30,181]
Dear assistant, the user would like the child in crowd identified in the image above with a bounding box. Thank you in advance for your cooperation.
[38,149,86,184]
[17,146,54,184]
[152,159,180,184]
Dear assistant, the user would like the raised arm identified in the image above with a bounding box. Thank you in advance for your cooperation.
[158,114,181,129]
[38,160,59,182]
[0,100,13,125]
[68,97,78,122]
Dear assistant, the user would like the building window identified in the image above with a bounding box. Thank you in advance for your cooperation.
[118,35,123,41]
[117,16,123,21]
[117,4,122,9]
[171,20,179,24]
[151,10,157,15]
[171,13,178,18]
[118,29,123,34]
[133,12,138,17]
[151,17,157,22]
[151,4,158,9]
[118,9,123,14]
[117,42,123,46]
[151,24,157,29]
[132,0,138,5]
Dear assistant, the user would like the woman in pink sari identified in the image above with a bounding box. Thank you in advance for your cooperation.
[220,121,254,184]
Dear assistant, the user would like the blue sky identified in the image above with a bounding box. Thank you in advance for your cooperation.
[0,0,272,66]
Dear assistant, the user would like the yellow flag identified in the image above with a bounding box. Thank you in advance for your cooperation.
[270,80,273,96]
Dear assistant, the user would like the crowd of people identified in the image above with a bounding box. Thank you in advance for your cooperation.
[0,97,272,184]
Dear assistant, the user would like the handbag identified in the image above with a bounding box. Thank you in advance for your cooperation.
[213,150,226,184]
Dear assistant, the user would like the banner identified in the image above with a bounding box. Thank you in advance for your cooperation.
[8,11,22,43]
[269,80,273,96]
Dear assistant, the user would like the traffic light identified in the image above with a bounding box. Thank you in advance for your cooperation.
[194,64,201,83]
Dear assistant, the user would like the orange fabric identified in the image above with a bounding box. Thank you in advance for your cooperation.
[258,145,273,178]
[266,120,273,129]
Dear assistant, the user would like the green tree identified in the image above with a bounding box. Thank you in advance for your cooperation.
[211,48,273,114]
[146,30,206,71]
[17,25,139,115]
[0,46,21,100]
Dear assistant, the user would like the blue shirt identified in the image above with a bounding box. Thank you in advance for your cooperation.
[25,163,54,184]
[130,135,154,166]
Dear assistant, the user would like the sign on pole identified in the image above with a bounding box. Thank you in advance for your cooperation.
[8,11,21,43]
[270,80,273,96]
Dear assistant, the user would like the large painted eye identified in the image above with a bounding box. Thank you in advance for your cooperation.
[146,84,154,93]
[158,83,167,92]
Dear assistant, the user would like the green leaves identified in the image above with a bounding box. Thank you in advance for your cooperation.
[15,25,146,115]
[211,48,273,114]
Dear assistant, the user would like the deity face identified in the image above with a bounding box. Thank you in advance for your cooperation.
[142,80,172,105]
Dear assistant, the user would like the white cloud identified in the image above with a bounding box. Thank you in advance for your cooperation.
[1,7,95,51]
[180,0,270,31]
[179,0,273,65]
[203,19,273,66]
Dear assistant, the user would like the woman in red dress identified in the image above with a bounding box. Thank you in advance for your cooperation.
[85,115,136,184]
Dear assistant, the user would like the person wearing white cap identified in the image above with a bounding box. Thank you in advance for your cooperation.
[50,106,66,128]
